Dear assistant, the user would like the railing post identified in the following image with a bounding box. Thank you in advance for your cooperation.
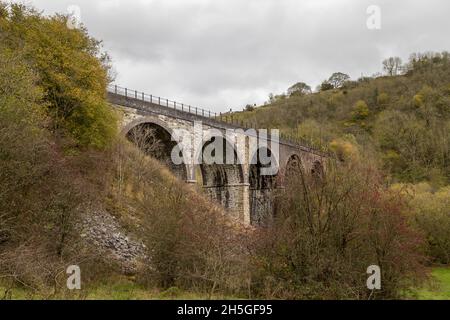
[115,85,117,94]
[135,90,137,99]
[150,95,152,103]
[209,111,211,117]
[196,107,198,115]
[181,103,184,111]
[142,92,144,100]
[202,110,204,116]
[125,88,127,97]
[189,105,191,113]
[166,99,169,107]
[158,97,160,105]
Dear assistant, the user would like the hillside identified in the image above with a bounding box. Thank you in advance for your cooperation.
[1,2,449,300]
[233,54,450,186]
[0,3,246,299]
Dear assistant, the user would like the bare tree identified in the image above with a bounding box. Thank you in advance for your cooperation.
[127,126,165,159]
[382,57,403,76]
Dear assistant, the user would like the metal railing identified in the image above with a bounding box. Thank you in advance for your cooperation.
[108,84,222,119]
[107,84,326,154]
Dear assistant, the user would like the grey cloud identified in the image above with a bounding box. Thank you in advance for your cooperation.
[12,0,450,112]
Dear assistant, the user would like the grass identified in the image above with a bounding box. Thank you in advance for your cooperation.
[0,276,237,300]
[406,267,450,300]
[3,268,449,300]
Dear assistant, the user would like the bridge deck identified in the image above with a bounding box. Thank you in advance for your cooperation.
[107,85,326,155]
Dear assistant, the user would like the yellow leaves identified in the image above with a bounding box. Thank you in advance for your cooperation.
[67,97,118,149]
[413,94,424,108]
[1,4,116,149]
[414,85,437,108]
[390,182,450,213]
[377,92,389,106]
[352,100,370,119]
[347,100,370,129]
[390,182,432,197]
[406,183,450,263]
[329,137,359,161]
[435,186,450,206]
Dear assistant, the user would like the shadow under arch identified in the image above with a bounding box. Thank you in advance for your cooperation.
[197,135,244,213]
[124,119,188,181]
[249,146,279,226]
[285,153,303,177]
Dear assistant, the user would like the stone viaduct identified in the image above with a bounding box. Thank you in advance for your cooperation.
[107,85,326,226]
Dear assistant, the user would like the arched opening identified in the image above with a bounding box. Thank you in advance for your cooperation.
[199,136,243,214]
[311,160,324,179]
[126,122,187,180]
[286,154,303,177]
[249,147,278,226]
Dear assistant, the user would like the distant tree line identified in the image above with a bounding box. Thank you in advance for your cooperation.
[252,52,449,107]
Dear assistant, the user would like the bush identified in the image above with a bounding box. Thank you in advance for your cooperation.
[329,136,360,162]
[350,100,370,125]
[377,92,390,106]
[250,160,425,299]
[393,183,450,264]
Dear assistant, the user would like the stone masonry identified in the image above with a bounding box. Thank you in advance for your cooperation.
[107,91,326,226]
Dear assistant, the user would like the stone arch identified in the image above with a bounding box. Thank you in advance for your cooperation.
[198,135,244,217]
[195,129,246,168]
[311,160,324,178]
[249,146,279,226]
[123,117,188,181]
[285,153,303,176]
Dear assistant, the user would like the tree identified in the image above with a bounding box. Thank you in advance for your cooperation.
[382,57,403,76]
[318,80,334,92]
[244,104,255,112]
[328,72,350,89]
[268,93,286,104]
[1,3,117,149]
[287,82,312,96]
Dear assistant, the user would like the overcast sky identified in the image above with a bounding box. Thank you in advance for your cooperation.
[11,0,450,112]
